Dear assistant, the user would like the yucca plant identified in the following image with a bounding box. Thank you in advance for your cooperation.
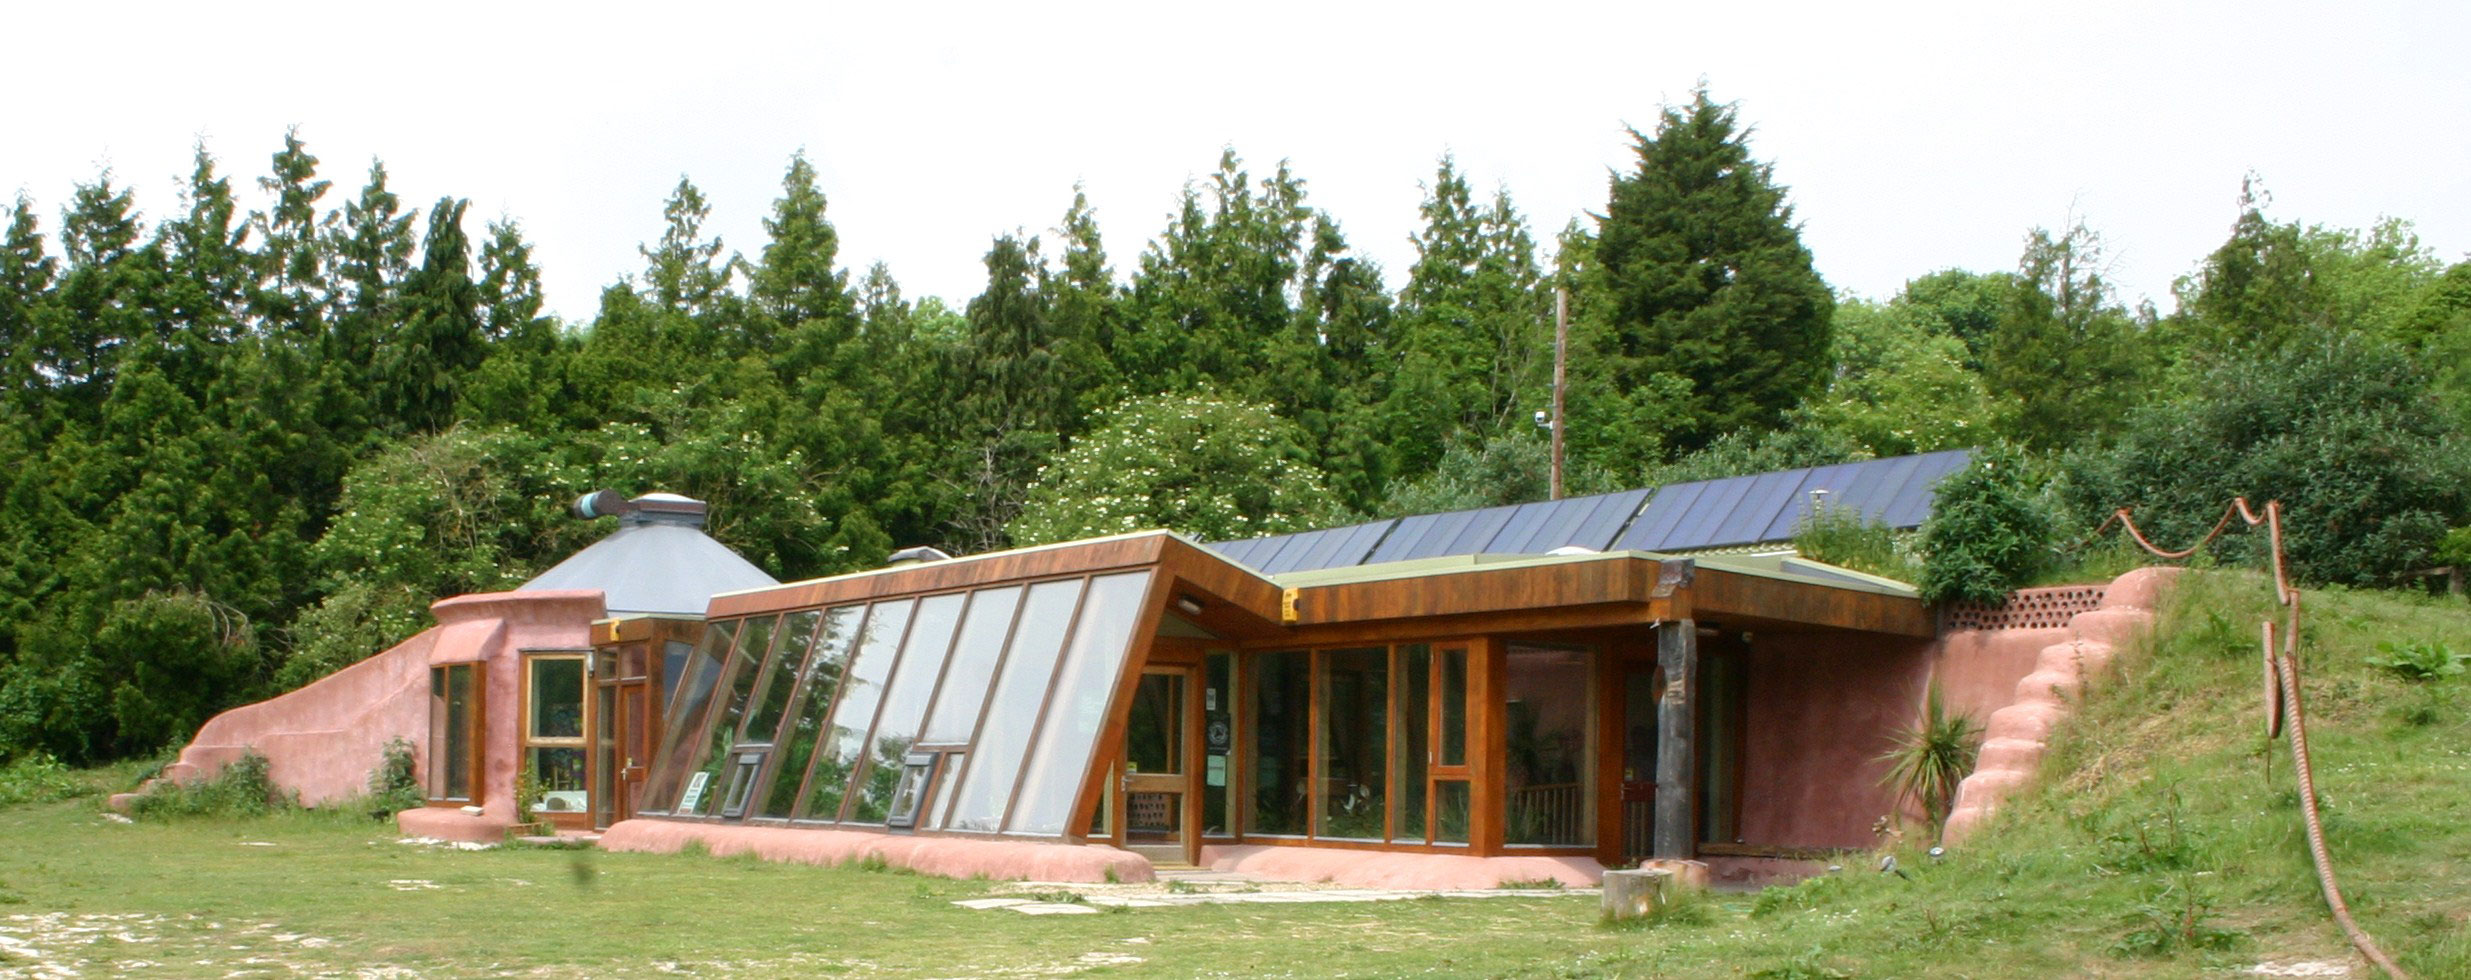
[1879,684,1982,840]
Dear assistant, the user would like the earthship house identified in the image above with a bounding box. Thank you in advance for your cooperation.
[154,449,2170,889]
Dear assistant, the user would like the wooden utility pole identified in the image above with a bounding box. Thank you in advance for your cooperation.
[1551,287,1568,500]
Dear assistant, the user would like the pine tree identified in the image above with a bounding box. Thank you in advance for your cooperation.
[1590,86,1833,455]
[249,129,332,343]
[639,176,737,328]
[1984,221,2143,451]
[380,198,485,433]
[0,196,57,409]
[750,152,853,354]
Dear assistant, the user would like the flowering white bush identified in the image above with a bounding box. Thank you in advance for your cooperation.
[1008,392,1341,546]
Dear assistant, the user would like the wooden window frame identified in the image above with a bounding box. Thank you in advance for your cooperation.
[518,650,592,826]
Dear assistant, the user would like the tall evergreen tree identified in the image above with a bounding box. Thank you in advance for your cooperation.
[380,198,485,433]
[1983,220,2143,451]
[248,129,332,342]
[750,152,853,357]
[1382,158,1548,477]
[639,176,737,329]
[1589,86,1833,455]
[0,197,57,408]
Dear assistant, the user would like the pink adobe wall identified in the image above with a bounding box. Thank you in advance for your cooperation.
[1201,844,1604,889]
[1734,631,1934,850]
[599,819,1157,884]
[126,589,603,840]
[1941,567,2178,843]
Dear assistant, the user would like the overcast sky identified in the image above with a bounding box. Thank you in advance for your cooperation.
[12,1,2467,325]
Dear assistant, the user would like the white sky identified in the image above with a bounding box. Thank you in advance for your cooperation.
[11,1,2468,325]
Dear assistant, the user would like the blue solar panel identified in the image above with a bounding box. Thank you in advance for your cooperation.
[1483,489,1652,555]
[1268,520,1393,574]
[1211,450,1974,570]
[1880,449,1970,527]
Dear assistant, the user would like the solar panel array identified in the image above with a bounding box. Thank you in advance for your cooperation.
[1203,449,1971,574]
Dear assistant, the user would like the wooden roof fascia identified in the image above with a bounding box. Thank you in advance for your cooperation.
[1686,565,1935,638]
[706,533,1177,619]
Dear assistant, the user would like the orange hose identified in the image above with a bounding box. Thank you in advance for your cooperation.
[2106,501,2406,978]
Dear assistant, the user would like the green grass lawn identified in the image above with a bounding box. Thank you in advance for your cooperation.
[2,570,2466,978]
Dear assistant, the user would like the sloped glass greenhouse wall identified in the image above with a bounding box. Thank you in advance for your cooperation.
[639,570,1155,839]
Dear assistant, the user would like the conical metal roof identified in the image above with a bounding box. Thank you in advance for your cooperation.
[518,493,779,616]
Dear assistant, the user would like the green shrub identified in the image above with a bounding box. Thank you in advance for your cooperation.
[1918,444,2056,604]
[129,750,290,819]
[1791,505,1921,582]
[367,737,423,816]
[2060,330,2470,587]
[2366,640,2467,682]
[0,754,94,808]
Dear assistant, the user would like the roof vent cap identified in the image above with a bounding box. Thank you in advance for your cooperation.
[887,546,953,567]
[572,490,709,529]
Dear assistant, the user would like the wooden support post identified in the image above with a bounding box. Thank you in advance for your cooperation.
[1653,619,1697,859]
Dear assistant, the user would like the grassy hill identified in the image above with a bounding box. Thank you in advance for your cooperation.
[1577,568,2471,978]
[0,569,2464,977]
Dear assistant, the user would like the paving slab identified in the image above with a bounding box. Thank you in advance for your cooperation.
[1010,903,1100,916]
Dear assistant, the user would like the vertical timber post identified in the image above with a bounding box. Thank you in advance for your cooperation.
[1550,287,1568,501]
[1653,619,1697,859]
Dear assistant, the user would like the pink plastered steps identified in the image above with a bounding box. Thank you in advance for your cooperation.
[1941,567,2180,843]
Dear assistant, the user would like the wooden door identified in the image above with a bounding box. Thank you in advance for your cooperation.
[1120,666,1201,865]
[613,680,653,824]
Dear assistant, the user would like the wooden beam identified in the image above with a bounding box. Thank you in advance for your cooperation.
[1653,620,1697,859]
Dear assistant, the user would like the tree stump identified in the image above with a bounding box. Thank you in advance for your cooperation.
[1601,868,1675,920]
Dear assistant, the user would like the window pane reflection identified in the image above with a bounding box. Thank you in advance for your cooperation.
[1007,572,1150,835]
[1316,648,1387,840]
[942,578,1084,832]
[640,620,734,814]
[757,606,861,819]
[847,593,965,823]
[1503,643,1594,846]
[1249,652,1309,835]
[799,600,913,821]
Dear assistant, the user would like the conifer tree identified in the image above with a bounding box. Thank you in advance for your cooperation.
[1589,86,1832,455]
[381,198,485,433]
[750,152,853,355]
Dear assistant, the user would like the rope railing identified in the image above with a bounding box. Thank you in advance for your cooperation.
[2093,500,2407,979]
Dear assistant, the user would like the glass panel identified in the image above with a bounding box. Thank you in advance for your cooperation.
[679,615,776,815]
[530,746,587,816]
[794,601,911,821]
[428,664,476,801]
[1201,651,1234,837]
[918,586,1025,745]
[759,606,863,819]
[1125,674,1182,776]
[942,578,1085,832]
[847,594,964,823]
[1439,647,1468,767]
[593,684,617,827]
[885,754,938,828]
[641,620,737,812]
[1006,572,1152,835]
[662,639,693,696]
[1503,643,1594,846]
[920,751,963,830]
[1698,653,1746,844]
[1317,647,1387,840]
[1248,651,1310,835]
[528,657,584,740]
[740,610,823,744]
[1395,644,1430,842]
[1434,779,1471,844]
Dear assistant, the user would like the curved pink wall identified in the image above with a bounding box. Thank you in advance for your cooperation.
[130,589,605,835]
[600,819,1157,884]
[1941,568,2178,843]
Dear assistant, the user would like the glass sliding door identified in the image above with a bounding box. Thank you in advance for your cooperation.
[1315,648,1387,840]
[1503,643,1595,846]
[1247,651,1311,836]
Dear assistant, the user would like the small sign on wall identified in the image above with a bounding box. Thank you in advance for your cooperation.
[677,771,711,812]
[1205,755,1227,787]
